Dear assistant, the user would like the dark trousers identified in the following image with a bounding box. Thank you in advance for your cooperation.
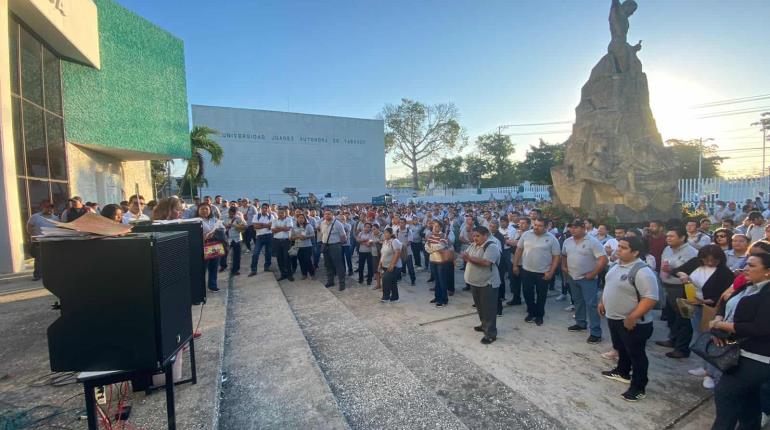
[509,265,522,303]
[250,234,272,272]
[273,238,291,278]
[411,242,423,266]
[382,269,399,300]
[205,258,218,290]
[31,242,42,279]
[323,243,346,287]
[521,269,549,318]
[399,253,416,283]
[422,247,431,271]
[341,245,353,274]
[471,284,498,339]
[243,226,255,251]
[229,241,241,274]
[664,284,693,355]
[297,246,314,277]
[713,358,770,430]
[312,238,321,268]
[431,262,452,304]
[497,249,511,313]
[357,252,373,283]
[608,319,653,391]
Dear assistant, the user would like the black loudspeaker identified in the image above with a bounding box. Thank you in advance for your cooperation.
[41,232,193,372]
[132,221,206,305]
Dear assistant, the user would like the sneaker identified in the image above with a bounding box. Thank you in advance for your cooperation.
[525,315,535,323]
[568,324,587,332]
[621,387,646,402]
[555,294,567,301]
[248,271,257,277]
[430,299,437,303]
[601,350,619,360]
[602,369,631,384]
[535,318,543,326]
[436,303,446,308]
[380,298,388,303]
[703,376,715,390]
[587,335,602,344]
[688,368,708,377]
[390,299,399,303]
[564,305,575,311]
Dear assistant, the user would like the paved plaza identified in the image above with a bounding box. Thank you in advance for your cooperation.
[0,252,716,429]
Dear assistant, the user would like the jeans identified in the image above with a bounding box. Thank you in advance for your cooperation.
[297,246,314,277]
[243,225,254,251]
[205,258,219,290]
[431,262,452,304]
[713,357,770,430]
[521,269,549,318]
[229,241,241,274]
[382,269,399,301]
[312,238,321,268]
[664,283,693,355]
[323,243,346,287]
[471,284,498,338]
[690,306,721,381]
[341,245,353,274]
[608,319,653,391]
[250,234,273,272]
[357,251,373,283]
[273,238,291,278]
[570,278,602,337]
[411,242,423,266]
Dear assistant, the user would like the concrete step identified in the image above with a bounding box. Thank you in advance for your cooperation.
[332,286,563,430]
[218,272,348,430]
[281,279,468,430]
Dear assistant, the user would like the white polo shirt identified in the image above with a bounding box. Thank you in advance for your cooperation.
[272,217,293,239]
[252,212,274,236]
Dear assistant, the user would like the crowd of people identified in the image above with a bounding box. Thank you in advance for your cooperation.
[25,193,770,428]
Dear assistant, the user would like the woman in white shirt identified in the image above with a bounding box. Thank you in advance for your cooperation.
[199,203,225,292]
[370,224,383,290]
[291,213,316,279]
[379,227,402,302]
[356,222,375,285]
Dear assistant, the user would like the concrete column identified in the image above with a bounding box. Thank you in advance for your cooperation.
[0,6,27,273]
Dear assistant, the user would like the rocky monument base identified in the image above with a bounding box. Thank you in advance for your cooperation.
[551,0,679,223]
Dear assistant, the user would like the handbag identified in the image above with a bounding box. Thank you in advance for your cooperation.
[288,241,300,257]
[203,239,226,260]
[676,298,696,319]
[700,303,719,333]
[691,331,741,373]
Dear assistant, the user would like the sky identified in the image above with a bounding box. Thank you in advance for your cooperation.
[117,0,770,179]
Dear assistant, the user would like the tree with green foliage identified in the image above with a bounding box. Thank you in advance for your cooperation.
[665,139,725,179]
[476,132,517,186]
[382,99,465,190]
[431,156,466,188]
[151,159,173,199]
[518,139,564,185]
[182,126,223,198]
[464,155,491,188]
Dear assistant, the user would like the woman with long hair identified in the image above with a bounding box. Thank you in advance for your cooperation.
[100,204,123,223]
[198,203,225,292]
[152,196,183,221]
[425,220,454,308]
[379,227,402,302]
[713,228,733,252]
[291,213,316,279]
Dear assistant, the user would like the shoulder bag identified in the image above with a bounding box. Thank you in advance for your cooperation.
[691,330,742,373]
[319,220,336,254]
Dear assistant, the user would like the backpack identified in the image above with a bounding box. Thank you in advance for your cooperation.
[626,261,665,317]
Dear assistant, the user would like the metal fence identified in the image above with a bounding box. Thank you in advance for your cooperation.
[679,177,770,208]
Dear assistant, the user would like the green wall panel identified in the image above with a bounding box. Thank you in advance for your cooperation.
[61,0,190,159]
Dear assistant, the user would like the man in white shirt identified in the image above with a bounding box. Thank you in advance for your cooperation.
[121,194,150,224]
[685,218,712,250]
[562,218,608,343]
[271,206,294,282]
[745,211,766,243]
[513,217,561,326]
[249,203,275,276]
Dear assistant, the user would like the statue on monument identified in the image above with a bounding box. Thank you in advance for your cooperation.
[550,0,679,223]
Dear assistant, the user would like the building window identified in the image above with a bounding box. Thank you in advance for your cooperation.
[9,16,69,235]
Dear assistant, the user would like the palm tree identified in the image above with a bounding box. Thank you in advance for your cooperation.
[183,126,223,198]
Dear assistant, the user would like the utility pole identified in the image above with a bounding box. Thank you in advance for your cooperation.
[751,112,770,197]
[697,138,713,200]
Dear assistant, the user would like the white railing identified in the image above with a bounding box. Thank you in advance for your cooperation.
[679,177,770,207]
[387,181,551,203]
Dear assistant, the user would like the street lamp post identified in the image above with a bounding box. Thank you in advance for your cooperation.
[751,112,770,198]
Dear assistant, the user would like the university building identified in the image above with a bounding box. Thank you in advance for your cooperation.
[0,0,190,273]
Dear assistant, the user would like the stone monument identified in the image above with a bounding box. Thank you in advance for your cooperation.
[551,0,679,222]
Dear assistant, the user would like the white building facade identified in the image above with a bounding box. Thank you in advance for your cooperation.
[191,105,385,203]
